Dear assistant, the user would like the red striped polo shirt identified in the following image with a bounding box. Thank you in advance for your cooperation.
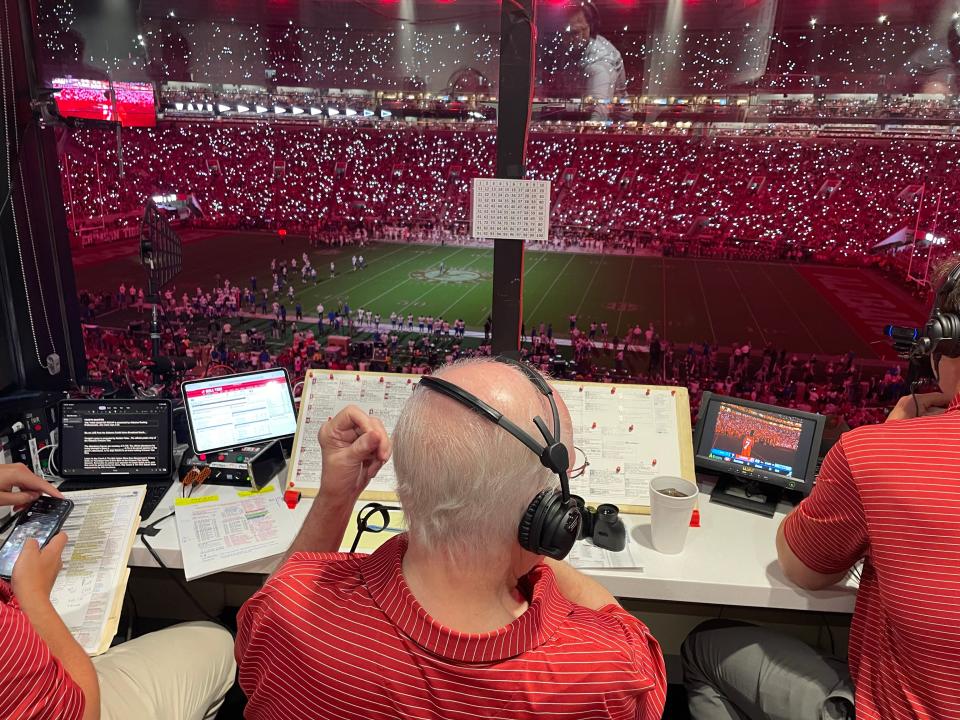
[784,393,960,720]
[0,580,85,720]
[237,534,666,719]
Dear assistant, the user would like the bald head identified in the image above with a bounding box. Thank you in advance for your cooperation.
[392,359,571,566]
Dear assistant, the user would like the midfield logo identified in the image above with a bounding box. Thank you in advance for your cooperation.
[410,268,492,284]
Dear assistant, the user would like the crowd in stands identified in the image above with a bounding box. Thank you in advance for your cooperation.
[77,259,904,433]
[40,10,960,96]
[60,122,960,265]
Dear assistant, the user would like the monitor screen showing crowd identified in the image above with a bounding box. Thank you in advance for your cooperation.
[694,393,824,492]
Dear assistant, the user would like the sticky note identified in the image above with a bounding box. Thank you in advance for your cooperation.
[175,495,219,506]
[238,485,276,497]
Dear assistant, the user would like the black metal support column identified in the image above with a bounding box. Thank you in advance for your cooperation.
[491,0,536,355]
[0,0,85,391]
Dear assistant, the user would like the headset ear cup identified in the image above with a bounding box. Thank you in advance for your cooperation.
[543,504,581,560]
[519,490,581,560]
[945,314,960,357]
[518,490,549,554]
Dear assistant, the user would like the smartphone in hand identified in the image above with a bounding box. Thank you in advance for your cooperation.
[0,497,74,580]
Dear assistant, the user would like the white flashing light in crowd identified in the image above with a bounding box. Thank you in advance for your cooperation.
[926,232,934,241]
[291,106,304,115]
[810,17,818,26]
[454,24,460,31]
[255,105,269,114]
[236,104,249,113]
[217,104,230,113]
[878,15,887,23]
[309,107,323,115]
[273,105,287,114]
[955,11,960,19]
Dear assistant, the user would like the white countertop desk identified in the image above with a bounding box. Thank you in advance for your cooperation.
[129,477,857,614]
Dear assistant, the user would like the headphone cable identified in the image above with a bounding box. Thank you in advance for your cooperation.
[137,513,234,633]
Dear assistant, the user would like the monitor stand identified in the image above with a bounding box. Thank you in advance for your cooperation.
[709,474,783,518]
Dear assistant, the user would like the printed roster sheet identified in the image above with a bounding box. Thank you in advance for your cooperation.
[175,487,299,581]
[53,486,146,656]
[288,370,695,513]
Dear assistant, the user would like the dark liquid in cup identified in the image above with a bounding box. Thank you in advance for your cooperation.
[658,488,690,498]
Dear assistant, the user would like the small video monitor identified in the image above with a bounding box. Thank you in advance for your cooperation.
[181,368,297,454]
[693,393,825,516]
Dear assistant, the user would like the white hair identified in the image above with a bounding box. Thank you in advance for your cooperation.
[392,358,557,567]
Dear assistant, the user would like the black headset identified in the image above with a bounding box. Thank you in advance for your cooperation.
[912,261,960,362]
[417,358,582,560]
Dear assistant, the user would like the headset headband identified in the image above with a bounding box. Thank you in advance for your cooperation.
[417,359,572,502]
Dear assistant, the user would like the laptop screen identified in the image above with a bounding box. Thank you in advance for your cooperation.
[58,400,172,478]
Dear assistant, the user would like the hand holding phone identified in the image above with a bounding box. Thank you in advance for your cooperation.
[0,497,74,581]
[10,532,68,607]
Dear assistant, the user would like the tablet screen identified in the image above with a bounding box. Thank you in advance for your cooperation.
[182,369,297,453]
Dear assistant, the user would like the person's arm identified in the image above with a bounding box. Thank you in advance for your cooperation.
[542,557,618,610]
[13,534,100,720]
[775,518,847,590]
[286,405,392,557]
[776,438,867,591]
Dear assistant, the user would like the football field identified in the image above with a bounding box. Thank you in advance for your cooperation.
[74,230,926,359]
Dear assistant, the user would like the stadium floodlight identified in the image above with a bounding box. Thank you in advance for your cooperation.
[292,106,304,115]
[345,108,357,116]
[255,105,269,114]
[327,107,340,116]
[236,104,250,113]
[363,109,375,117]
[310,107,323,115]
[217,103,230,112]
[274,105,287,114]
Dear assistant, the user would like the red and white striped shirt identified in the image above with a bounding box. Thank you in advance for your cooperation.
[237,534,666,720]
[784,393,960,720]
[0,580,85,720]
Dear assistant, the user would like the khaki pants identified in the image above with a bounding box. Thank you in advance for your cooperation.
[92,621,236,720]
[682,620,854,720]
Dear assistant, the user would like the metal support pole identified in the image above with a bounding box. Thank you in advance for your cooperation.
[490,0,536,355]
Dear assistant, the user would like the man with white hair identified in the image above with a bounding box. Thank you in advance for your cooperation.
[235,357,665,719]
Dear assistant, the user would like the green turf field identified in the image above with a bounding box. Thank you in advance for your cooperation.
[73,230,925,358]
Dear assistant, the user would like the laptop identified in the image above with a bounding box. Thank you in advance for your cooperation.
[56,399,175,520]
